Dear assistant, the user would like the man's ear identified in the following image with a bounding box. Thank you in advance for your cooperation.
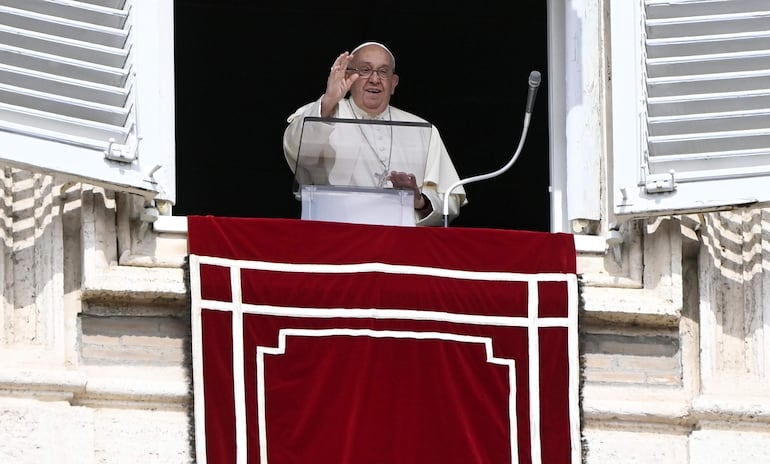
[391,74,399,94]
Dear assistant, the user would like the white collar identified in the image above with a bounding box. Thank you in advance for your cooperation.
[347,99,389,120]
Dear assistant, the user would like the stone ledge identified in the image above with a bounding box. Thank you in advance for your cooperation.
[583,384,770,426]
[0,367,189,407]
[580,286,681,327]
[692,395,770,422]
[82,264,188,305]
[582,385,691,425]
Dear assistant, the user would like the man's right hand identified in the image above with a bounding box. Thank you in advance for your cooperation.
[320,52,359,117]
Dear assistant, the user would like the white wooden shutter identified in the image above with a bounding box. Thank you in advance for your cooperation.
[611,0,770,217]
[0,0,175,200]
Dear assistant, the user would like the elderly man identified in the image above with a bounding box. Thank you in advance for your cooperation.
[283,41,466,226]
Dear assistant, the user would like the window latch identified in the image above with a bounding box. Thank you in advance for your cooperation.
[104,138,139,164]
[644,170,677,194]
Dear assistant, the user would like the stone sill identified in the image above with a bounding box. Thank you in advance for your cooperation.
[579,285,680,326]
[0,367,189,406]
[583,384,770,426]
[82,263,188,305]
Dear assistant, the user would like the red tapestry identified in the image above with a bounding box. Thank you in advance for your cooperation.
[188,217,580,464]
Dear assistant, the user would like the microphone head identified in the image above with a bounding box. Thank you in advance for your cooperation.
[528,70,542,88]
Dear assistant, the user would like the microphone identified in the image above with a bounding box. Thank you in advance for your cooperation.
[525,70,541,114]
[442,70,541,227]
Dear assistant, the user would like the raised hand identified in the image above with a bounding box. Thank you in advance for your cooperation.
[320,52,359,117]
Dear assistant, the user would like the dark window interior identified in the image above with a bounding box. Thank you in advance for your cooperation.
[173,1,549,231]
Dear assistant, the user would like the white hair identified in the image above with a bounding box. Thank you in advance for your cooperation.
[351,41,395,68]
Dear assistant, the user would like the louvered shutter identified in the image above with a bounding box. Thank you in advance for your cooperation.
[0,0,175,200]
[611,0,770,218]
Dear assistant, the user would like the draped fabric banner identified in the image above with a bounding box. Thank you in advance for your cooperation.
[188,217,580,464]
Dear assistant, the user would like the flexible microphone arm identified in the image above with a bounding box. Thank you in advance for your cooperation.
[442,70,541,227]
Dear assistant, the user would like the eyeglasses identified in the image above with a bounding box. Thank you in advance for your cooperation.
[346,66,393,80]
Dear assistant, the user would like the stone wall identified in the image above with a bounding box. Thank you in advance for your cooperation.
[0,173,192,463]
[1,171,770,463]
[580,211,770,463]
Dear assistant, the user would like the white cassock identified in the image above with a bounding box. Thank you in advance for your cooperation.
[283,96,467,226]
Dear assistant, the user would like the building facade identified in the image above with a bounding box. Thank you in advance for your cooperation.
[1,0,769,462]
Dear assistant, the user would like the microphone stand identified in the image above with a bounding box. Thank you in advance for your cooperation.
[442,71,541,227]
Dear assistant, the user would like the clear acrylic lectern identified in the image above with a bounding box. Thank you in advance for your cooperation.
[292,116,432,226]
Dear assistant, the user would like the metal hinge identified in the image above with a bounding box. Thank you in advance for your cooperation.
[644,170,677,194]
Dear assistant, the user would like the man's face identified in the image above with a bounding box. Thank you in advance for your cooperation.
[347,45,399,116]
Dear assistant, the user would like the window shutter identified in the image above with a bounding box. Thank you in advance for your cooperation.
[0,0,175,200]
[611,0,770,218]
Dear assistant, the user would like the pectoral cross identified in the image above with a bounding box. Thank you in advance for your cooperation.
[374,170,389,188]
